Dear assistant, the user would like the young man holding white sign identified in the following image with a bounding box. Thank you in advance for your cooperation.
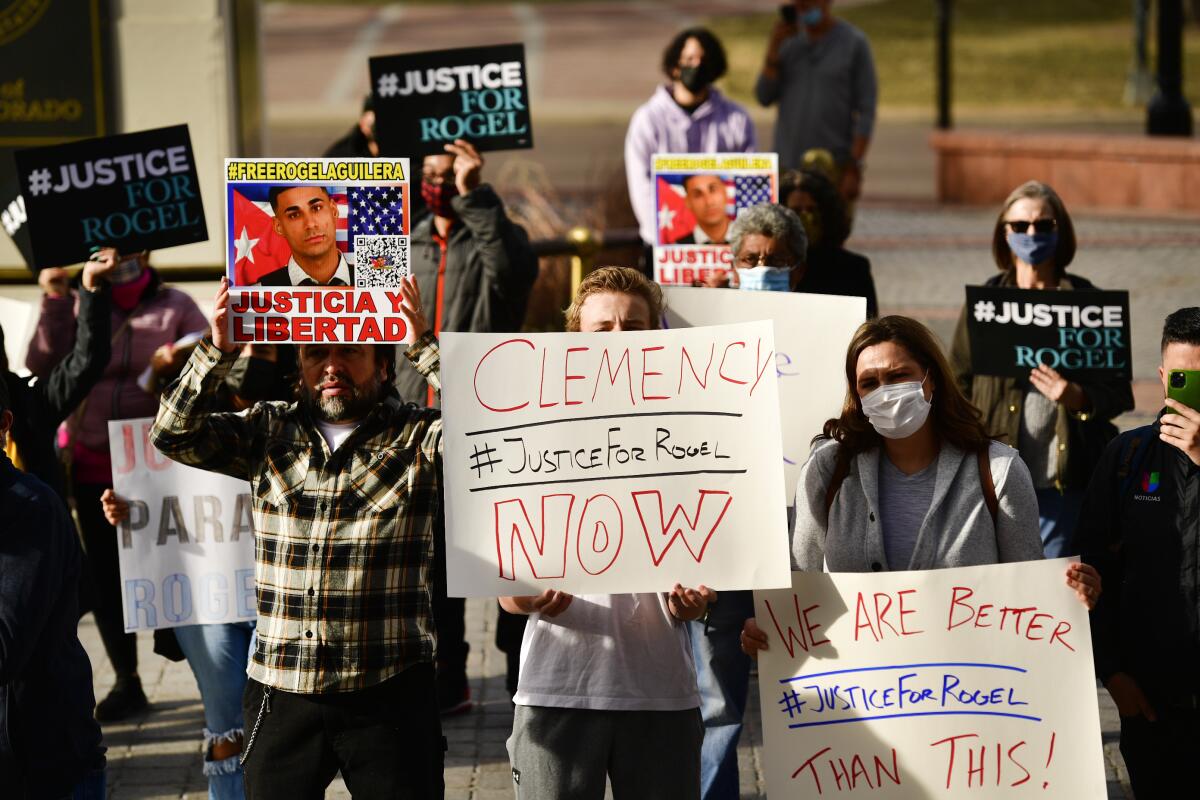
[151,276,446,798]
[500,267,714,799]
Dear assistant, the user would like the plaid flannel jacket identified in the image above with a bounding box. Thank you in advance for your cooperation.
[151,334,442,694]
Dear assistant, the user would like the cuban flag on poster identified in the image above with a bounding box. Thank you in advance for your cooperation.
[227,185,351,285]
[655,174,777,245]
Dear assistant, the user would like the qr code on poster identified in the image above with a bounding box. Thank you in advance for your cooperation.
[353,235,409,288]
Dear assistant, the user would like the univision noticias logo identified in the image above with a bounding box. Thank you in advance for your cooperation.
[1134,471,1162,502]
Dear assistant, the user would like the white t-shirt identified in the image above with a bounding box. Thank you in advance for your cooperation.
[315,420,357,452]
[513,593,700,711]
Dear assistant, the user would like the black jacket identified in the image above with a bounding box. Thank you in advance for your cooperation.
[1075,419,1200,708]
[0,454,105,795]
[396,184,537,407]
[794,245,878,319]
[254,263,355,287]
[2,285,110,498]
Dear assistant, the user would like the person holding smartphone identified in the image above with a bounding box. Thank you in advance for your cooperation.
[1074,306,1200,799]
[755,1,877,206]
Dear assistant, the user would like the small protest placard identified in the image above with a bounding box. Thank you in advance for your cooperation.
[369,44,533,158]
[109,418,256,632]
[755,559,1107,799]
[664,288,864,501]
[652,153,778,286]
[965,286,1132,380]
[440,322,793,597]
[15,125,207,268]
[224,158,413,344]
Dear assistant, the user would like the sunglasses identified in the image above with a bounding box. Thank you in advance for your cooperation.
[1005,218,1056,234]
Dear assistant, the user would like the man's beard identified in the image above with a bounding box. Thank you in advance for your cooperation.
[303,371,383,423]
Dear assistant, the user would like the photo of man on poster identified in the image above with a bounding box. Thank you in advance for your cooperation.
[254,185,353,287]
[676,174,731,245]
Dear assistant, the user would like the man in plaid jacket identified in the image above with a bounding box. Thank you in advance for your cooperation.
[151,276,445,799]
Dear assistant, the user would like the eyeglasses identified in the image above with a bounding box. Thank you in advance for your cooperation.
[1005,218,1056,234]
[736,252,793,269]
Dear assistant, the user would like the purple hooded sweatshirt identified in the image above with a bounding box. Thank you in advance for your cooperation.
[624,84,757,246]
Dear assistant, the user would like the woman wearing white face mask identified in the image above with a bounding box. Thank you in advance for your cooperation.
[740,316,1102,656]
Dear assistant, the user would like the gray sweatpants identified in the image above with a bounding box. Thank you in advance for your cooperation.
[506,705,703,800]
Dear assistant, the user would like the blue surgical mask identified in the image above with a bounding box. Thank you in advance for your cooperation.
[801,7,824,26]
[1006,231,1058,266]
[736,267,792,292]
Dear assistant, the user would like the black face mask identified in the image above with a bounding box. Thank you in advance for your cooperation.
[678,64,712,94]
[225,356,286,404]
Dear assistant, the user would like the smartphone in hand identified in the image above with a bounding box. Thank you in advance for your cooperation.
[1168,370,1200,412]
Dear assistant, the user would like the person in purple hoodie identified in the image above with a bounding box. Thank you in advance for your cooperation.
[625,27,756,275]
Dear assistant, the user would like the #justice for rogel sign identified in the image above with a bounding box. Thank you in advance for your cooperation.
[15,124,207,269]
[964,285,1132,381]
[369,44,532,158]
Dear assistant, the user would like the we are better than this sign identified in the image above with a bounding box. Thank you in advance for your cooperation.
[755,558,1106,799]
[441,322,792,597]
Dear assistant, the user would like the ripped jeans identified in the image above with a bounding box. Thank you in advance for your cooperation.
[175,621,255,800]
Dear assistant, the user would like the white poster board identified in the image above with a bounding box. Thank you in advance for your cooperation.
[109,417,256,631]
[441,322,793,597]
[0,296,35,376]
[664,288,864,502]
[754,559,1106,798]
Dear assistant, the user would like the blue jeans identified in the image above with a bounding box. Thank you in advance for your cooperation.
[175,621,255,800]
[1034,487,1085,558]
[690,589,755,800]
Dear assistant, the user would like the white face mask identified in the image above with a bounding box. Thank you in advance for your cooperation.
[860,373,932,440]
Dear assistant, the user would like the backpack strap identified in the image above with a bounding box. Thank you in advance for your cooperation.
[977,447,998,526]
[824,446,852,518]
[1116,434,1148,499]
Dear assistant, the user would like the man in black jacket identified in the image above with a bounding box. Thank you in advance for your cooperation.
[1,249,115,497]
[0,378,107,797]
[403,138,538,714]
[1076,306,1200,799]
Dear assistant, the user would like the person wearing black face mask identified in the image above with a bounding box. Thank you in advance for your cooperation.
[950,180,1134,561]
[223,344,290,409]
[403,137,538,717]
[625,27,756,276]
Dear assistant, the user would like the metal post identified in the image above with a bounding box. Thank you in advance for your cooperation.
[1147,0,1193,135]
[935,0,952,130]
[567,226,601,298]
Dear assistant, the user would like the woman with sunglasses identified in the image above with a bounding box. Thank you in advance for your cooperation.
[948,181,1134,559]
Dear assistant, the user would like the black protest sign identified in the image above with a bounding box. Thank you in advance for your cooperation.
[369,44,533,158]
[15,125,207,268]
[965,285,1132,380]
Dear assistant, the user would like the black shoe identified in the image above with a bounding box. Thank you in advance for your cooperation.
[95,677,149,722]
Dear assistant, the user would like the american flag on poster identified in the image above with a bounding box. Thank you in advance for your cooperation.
[348,186,406,237]
[655,174,778,245]
[228,186,350,285]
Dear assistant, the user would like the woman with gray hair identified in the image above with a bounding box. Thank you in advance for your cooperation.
[698,202,807,290]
